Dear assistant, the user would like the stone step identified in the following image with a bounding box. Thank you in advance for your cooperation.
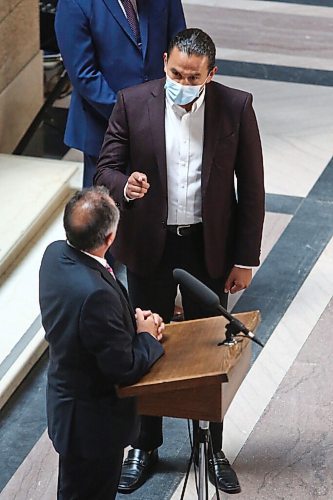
[0,154,80,281]
[0,154,82,409]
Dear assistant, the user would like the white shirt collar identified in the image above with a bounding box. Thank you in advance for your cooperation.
[67,241,108,268]
[82,251,108,268]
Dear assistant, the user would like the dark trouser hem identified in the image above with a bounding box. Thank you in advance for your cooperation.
[57,449,123,500]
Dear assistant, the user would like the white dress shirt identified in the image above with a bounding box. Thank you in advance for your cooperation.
[164,90,251,269]
[165,88,206,225]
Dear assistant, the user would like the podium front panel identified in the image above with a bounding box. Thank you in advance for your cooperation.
[136,337,252,421]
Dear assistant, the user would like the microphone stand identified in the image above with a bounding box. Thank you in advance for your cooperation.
[219,321,240,346]
[198,421,209,500]
[197,421,221,500]
[216,306,264,348]
[180,421,220,500]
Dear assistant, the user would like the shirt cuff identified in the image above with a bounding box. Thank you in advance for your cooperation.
[234,264,254,269]
[123,182,134,202]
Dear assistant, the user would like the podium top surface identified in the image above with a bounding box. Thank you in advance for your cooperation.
[119,311,260,398]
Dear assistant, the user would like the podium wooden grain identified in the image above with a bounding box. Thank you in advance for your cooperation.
[118,311,260,422]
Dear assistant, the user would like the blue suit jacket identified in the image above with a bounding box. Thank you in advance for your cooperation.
[55,0,186,156]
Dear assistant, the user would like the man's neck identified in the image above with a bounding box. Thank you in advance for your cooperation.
[181,102,194,112]
[86,247,106,259]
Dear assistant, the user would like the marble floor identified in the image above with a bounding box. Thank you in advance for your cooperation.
[1,0,333,499]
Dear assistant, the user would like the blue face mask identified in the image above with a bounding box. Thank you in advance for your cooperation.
[164,76,203,105]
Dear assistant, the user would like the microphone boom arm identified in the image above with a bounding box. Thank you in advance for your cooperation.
[217,305,264,348]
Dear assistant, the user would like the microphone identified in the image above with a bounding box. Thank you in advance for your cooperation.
[173,268,264,348]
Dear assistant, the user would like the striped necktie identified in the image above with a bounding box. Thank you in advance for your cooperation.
[121,0,141,45]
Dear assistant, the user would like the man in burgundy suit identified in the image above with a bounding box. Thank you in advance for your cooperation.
[95,28,265,494]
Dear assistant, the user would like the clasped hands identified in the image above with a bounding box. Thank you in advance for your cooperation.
[136,308,164,342]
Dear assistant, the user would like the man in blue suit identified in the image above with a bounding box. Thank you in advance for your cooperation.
[55,0,186,187]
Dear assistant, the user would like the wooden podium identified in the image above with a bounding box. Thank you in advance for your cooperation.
[118,311,260,422]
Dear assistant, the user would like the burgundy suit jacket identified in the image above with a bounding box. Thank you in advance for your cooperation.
[95,78,265,279]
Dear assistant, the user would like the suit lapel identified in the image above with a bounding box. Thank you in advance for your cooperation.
[64,244,135,323]
[117,278,136,317]
[201,83,223,199]
[99,266,137,329]
[137,0,148,59]
[147,79,167,195]
[102,0,139,48]
[98,264,128,307]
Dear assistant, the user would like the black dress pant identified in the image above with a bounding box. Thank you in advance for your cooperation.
[127,225,228,453]
[57,449,123,500]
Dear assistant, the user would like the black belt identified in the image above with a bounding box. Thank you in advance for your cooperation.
[167,223,202,237]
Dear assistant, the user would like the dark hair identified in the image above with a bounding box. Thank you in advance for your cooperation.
[167,28,216,72]
[63,186,119,251]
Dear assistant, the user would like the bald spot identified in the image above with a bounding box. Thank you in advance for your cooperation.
[69,193,114,231]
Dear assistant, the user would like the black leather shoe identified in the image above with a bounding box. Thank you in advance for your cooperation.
[208,451,241,494]
[117,448,158,493]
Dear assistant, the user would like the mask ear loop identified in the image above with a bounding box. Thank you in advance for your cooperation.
[198,72,212,96]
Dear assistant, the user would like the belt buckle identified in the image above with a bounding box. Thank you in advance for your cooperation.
[176,224,191,236]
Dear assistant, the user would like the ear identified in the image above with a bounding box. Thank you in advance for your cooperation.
[206,66,218,84]
[106,232,116,248]
[163,52,168,74]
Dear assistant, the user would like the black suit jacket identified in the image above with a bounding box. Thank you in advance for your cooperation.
[95,78,265,280]
[39,241,163,459]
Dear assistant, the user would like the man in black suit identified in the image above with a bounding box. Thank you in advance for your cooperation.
[39,186,164,500]
[95,28,265,493]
